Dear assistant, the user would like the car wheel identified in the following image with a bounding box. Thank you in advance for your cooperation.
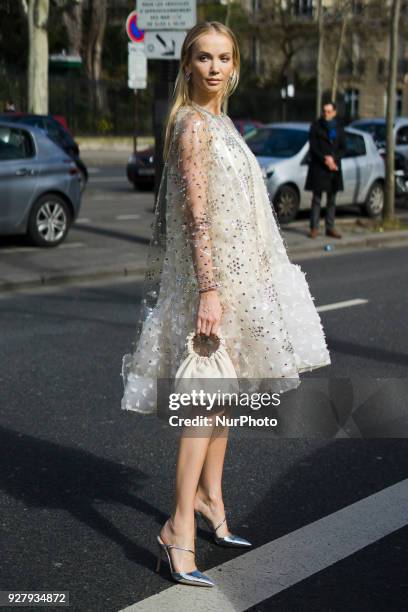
[27,194,71,247]
[363,181,384,217]
[273,185,300,224]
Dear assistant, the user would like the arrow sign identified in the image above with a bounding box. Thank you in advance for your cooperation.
[156,34,175,57]
[145,31,186,60]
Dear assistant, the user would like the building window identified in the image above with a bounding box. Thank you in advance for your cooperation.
[344,88,359,119]
[292,0,314,18]
[396,88,403,116]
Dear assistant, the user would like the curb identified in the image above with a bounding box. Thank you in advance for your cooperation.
[0,230,407,294]
[0,265,146,294]
[287,228,408,258]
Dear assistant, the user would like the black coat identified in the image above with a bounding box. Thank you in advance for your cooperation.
[304,117,347,192]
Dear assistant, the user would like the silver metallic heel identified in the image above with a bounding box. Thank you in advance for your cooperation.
[195,511,252,548]
[156,535,214,587]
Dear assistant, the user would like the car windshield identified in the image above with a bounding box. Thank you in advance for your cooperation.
[245,127,309,158]
[354,122,386,145]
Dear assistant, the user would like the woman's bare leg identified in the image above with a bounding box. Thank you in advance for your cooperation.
[160,422,213,572]
[194,423,232,538]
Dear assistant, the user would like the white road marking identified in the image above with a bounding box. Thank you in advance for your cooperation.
[1,242,85,254]
[75,218,91,223]
[120,478,408,611]
[116,214,141,220]
[87,167,101,174]
[317,298,368,312]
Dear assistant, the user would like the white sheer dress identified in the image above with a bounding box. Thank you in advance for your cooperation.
[121,102,331,413]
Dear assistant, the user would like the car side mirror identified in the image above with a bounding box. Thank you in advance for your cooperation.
[301,151,311,165]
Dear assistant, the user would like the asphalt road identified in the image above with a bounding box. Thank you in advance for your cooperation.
[1,245,408,612]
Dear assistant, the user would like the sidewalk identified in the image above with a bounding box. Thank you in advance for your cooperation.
[0,215,407,293]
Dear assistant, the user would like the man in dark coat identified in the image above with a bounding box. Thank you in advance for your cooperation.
[304,100,347,239]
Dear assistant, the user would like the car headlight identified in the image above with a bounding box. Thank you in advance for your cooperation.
[262,167,274,179]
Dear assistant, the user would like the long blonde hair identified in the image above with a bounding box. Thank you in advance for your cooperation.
[163,21,240,161]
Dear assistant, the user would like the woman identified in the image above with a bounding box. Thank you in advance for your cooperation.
[121,21,331,588]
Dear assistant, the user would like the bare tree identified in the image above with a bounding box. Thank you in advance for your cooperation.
[384,0,401,223]
[61,0,83,56]
[255,1,313,87]
[84,0,107,112]
[19,0,50,114]
[330,1,353,101]
[85,0,107,82]
[315,0,323,116]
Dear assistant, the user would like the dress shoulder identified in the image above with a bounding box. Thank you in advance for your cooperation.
[170,105,212,158]
[173,105,209,135]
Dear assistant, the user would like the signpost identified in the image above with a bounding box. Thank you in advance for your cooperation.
[126,10,145,43]
[137,0,196,200]
[137,0,196,30]
[126,11,146,155]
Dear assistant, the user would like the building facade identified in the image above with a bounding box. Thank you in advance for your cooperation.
[236,0,408,119]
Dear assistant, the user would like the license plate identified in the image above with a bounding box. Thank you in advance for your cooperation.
[138,168,154,176]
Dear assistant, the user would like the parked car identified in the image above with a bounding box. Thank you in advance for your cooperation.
[350,117,408,158]
[0,112,88,192]
[232,118,264,136]
[127,147,155,190]
[126,118,265,191]
[245,122,385,224]
[0,120,81,246]
[379,149,408,201]
[349,118,408,201]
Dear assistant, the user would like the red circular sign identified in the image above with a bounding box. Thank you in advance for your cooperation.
[126,11,144,43]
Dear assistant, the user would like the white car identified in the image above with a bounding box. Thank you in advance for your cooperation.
[245,122,385,224]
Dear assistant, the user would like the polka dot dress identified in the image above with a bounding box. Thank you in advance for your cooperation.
[121,103,331,413]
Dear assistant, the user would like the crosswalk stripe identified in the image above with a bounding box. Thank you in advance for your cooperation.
[120,478,408,611]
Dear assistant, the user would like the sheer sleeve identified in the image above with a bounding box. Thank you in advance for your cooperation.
[176,109,220,293]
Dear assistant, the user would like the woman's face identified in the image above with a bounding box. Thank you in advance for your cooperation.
[186,32,234,97]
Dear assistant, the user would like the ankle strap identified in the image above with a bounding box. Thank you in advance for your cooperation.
[214,516,226,533]
[166,544,194,554]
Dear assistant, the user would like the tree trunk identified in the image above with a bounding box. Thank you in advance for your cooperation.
[27,0,49,114]
[84,0,107,113]
[62,1,83,56]
[331,8,350,101]
[384,0,401,222]
[316,0,323,117]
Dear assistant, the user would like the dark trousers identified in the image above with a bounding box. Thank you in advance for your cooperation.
[310,188,337,230]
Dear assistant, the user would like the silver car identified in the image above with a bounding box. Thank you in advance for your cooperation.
[350,116,408,158]
[245,122,385,224]
[0,120,81,246]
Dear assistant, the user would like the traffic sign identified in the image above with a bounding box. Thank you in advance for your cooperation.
[126,11,145,43]
[128,42,147,90]
[145,31,186,60]
[138,0,196,30]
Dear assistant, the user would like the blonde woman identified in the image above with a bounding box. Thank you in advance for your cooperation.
[121,21,331,588]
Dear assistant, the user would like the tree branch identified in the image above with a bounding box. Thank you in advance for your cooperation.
[19,0,29,15]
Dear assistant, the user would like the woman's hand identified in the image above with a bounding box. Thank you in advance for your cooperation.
[196,290,222,336]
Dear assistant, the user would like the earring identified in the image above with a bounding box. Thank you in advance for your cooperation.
[184,72,191,81]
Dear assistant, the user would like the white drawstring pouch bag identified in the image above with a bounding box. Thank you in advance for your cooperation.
[174,330,239,408]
